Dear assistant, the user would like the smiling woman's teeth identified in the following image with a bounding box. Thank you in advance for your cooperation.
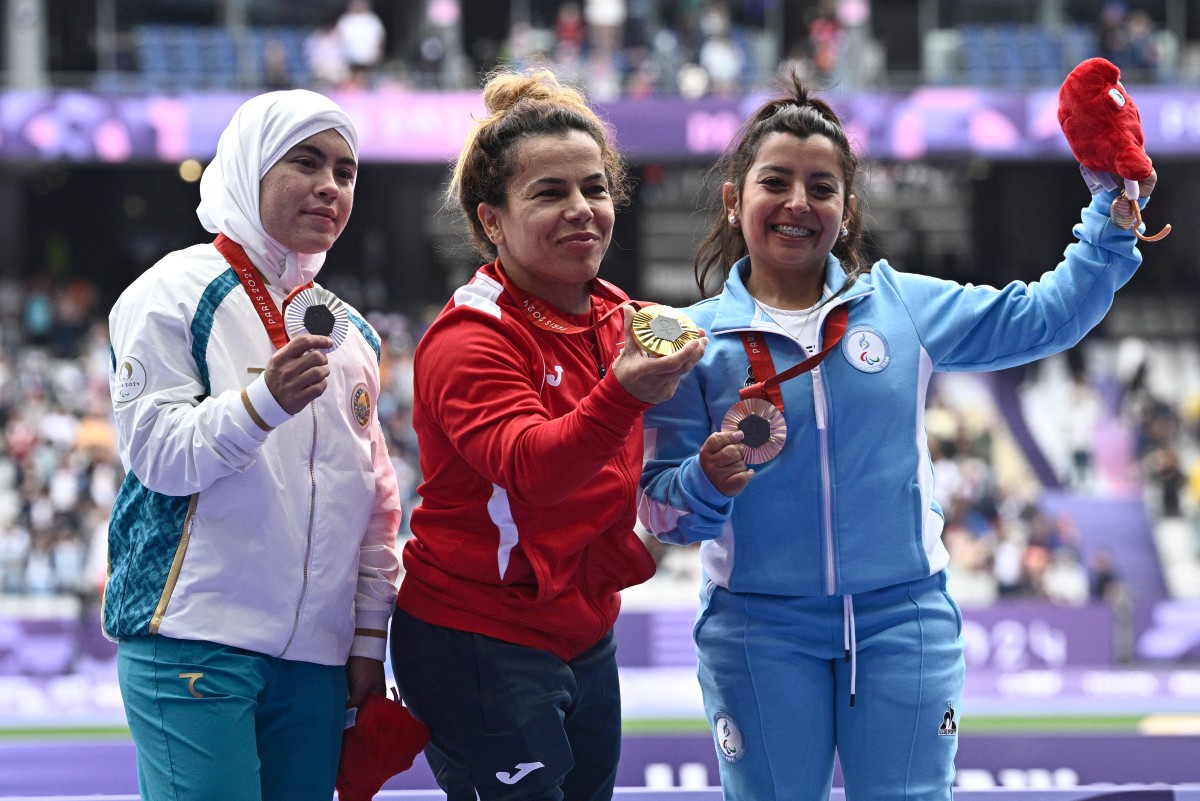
[773,225,811,237]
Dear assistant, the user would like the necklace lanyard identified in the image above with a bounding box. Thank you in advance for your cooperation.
[491,259,642,335]
[738,304,849,412]
[215,234,312,350]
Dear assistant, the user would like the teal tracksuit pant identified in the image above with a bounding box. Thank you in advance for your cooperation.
[117,635,347,801]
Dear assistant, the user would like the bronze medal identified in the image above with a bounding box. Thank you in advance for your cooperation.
[632,305,701,357]
[284,286,349,353]
[721,398,787,464]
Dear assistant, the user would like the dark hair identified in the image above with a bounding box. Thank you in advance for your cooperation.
[694,71,867,297]
[448,67,630,261]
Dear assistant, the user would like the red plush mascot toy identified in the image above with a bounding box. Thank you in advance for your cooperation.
[336,692,431,801]
[1057,57,1169,241]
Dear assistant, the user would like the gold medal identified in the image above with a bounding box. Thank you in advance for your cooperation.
[284,286,349,353]
[721,398,787,464]
[631,305,701,357]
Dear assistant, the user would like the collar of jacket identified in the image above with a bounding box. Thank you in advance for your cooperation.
[708,253,874,336]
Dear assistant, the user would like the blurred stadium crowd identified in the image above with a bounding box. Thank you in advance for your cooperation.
[3,0,1200,615]
[43,0,1199,96]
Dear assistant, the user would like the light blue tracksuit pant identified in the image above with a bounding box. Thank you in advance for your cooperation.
[694,571,965,801]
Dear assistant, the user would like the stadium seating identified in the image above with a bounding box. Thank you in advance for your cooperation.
[130,24,312,91]
[958,23,1097,87]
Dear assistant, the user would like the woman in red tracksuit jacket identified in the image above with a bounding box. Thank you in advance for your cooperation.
[390,68,706,801]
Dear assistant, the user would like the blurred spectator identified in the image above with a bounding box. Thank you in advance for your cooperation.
[586,0,627,55]
[22,279,54,348]
[0,523,29,592]
[697,2,744,96]
[306,14,351,88]
[944,522,998,605]
[555,2,586,50]
[549,38,588,90]
[1065,354,1103,490]
[1144,442,1186,518]
[54,279,94,357]
[51,520,85,594]
[262,37,295,90]
[1088,548,1124,603]
[807,0,842,79]
[992,524,1027,598]
[1125,10,1162,75]
[1098,1,1161,81]
[1043,547,1091,606]
[413,27,448,88]
[24,530,56,595]
[1098,1,1132,62]
[587,48,624,101]
[336,0,386,87]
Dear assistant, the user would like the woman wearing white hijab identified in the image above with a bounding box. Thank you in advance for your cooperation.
[105,90,402,801]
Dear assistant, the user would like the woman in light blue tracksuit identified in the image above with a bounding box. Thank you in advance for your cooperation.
[638,74,1156,800]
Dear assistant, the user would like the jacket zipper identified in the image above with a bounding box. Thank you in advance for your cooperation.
[724,310,840,593]
[148,495,200,634]
[281,403,319,656]
[592,329,607,378]
[813,364,837,595]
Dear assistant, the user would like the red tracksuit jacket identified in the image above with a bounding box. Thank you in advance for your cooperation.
[397,260,656,661]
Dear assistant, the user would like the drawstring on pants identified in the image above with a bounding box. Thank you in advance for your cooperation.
[842,594,857,708]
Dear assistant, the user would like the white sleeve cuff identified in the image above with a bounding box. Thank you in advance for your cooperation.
[349,609,392,661]
[241,374,293,433]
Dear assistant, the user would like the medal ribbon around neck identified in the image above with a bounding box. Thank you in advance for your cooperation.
[215,233,314,350]
[738,303,849,410]
[491,260,701,361]
[724,303,849,464]
[492,259,639,336]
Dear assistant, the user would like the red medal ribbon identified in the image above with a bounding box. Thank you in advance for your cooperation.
[738,303,850,412]
[215,233,313,350]
[491,259,643,336]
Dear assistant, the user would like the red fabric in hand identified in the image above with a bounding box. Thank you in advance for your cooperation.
[336,694,431,801]
[1057,57,1152,184]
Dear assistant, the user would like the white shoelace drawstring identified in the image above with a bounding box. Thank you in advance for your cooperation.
[843,594,857,708]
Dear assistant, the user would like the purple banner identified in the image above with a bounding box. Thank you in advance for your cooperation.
[3,86,1200,163]
[960,602,1115,669]
[964,666,1200,714]
[1138,599,1200,662]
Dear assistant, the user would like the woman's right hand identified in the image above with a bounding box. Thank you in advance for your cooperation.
[610,308,707,404]
[700,430,754,497]
[264,333,333,414]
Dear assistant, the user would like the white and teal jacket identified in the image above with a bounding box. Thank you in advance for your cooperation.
[105,241,402,666]
[639,190,1145,597]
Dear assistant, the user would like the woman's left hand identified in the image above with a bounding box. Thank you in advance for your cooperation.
[345,655,386,709]
[1136,167,1158,198]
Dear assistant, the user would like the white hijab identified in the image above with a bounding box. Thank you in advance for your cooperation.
[197,89,360,291]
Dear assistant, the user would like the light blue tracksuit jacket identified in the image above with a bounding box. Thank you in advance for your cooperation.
[638,190,1144,597]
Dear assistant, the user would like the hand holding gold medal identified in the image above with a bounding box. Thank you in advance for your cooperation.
[611,303,707,405]
[630,305,702,357]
